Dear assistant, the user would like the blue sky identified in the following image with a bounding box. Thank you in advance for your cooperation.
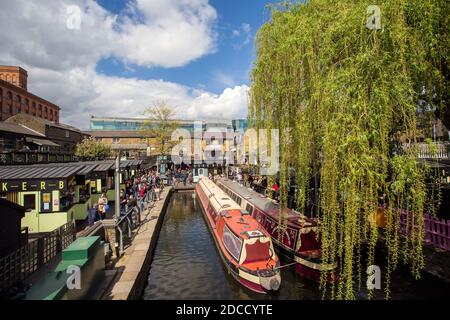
[0,0,285,128]
[95,0,272,93]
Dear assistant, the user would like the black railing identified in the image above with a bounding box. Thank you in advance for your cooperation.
[115,206,141,256]
[0,151,76,165]
[0,221,76,298]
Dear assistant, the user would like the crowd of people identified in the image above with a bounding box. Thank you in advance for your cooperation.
[165,167,194,186]
[86,165,289,226]
[87,169,165,226]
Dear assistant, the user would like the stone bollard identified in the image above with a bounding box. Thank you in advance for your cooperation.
[102,219,118,259]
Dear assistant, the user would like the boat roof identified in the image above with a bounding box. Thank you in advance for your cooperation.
[224,209,268,240]
[218,178,317,229]
[199,177,241,212]
[199,177,269,239]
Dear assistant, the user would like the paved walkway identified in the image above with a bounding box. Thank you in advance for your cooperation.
[95,187,173,300]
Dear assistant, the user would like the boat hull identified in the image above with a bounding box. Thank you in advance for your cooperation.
[195,184,278,294]
[216,179,338,284]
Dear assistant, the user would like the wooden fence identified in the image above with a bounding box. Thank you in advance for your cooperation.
[0,222,76,297]
[399,210,450,251]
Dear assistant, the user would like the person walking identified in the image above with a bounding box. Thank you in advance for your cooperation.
[88,204,99,226]
[98,193,108,219]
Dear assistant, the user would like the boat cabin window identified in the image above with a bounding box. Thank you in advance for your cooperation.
[245,204,254,215]
[220,211,231,218]
[240,209,250,216]
[237,197,242,205]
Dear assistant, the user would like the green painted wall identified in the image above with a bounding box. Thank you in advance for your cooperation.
[71,201,91,221]
[38,212,70,233]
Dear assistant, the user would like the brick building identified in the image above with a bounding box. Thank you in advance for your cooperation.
[0,66,60,122]
[0,114,89,165]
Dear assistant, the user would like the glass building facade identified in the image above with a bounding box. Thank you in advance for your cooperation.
[90,117,248,136]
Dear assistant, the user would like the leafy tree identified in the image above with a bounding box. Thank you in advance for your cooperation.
[140,101,179,155]
[75,137,112,161]
[250,0,448,299]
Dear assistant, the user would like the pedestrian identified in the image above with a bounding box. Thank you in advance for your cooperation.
[98,193,108,219]
[88,204,99,226]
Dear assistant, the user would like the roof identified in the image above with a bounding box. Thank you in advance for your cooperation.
[25,137,60,147]
[217,178,316,229]
[0,159,144,181]
[93,161,115,172]
[0,122,45,137]
[0,165,83,180]
[5,114,83,134]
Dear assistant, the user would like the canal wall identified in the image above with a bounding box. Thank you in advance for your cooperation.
[97,187,173,300]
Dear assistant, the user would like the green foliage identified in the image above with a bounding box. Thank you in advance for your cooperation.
[250,0,448,299]
[75,137,112,161]
[140,101,179,155]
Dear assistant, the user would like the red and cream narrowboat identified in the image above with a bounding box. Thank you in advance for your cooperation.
[216,178,337,283]
[195,177,281,294]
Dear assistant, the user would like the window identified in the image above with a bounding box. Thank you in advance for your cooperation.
[65,130,70,138]
[113,138,120,143]
[23,194,37,211]
[7,92,12,113]
[246,204,254,215]
[32,102,36,115]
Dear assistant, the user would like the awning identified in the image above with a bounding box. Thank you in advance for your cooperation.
[0,165,83,180]
[26,137,60,147]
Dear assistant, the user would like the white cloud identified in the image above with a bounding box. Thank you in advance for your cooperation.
[0,0,249,129]
[115,0,218,67]
[23,65,248,129]
[232,23,252,50]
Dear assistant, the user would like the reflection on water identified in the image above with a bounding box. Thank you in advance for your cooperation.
[142,192,450,300]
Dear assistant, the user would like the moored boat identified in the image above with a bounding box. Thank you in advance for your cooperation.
[216,178,337,283]
[195,177,281,294]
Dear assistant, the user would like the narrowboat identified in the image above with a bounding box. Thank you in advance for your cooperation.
[216,178,337,283]
[195,177,281,294]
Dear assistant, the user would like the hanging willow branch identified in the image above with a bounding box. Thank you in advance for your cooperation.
[250,0,448,299]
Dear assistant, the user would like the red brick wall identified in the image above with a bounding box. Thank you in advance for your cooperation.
[0,80,60,123]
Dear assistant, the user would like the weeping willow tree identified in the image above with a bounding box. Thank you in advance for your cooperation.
[250,0,449,299]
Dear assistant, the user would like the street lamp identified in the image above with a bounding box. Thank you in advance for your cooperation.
[115,152,121,220]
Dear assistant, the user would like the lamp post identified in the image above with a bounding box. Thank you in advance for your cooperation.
[115,152,121,220]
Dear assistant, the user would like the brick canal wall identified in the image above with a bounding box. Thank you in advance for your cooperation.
[96,187,174,300]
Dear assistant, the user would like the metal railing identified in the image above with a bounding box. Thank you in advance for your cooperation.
[0,221,76,298]
[399,210,450,251]
[115,205,141,256]
[416,142,450,159]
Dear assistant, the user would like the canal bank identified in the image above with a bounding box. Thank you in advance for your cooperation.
[97,187,173,300]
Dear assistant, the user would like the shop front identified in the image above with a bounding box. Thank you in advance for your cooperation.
[0,165,82,233]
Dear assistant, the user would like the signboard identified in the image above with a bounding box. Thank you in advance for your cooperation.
[157,155,168,161]
[1,179,66,192]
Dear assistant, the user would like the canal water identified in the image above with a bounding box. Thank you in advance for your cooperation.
[142,192,450,300]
